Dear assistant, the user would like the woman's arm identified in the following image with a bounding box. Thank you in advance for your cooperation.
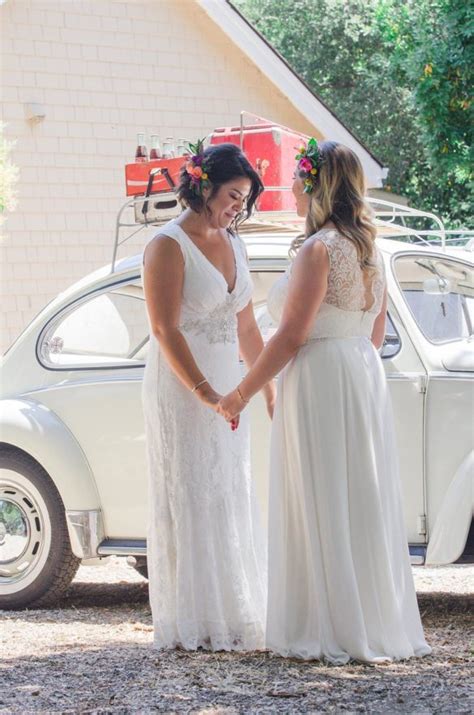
[143,235,221,408]
[219,239,330,419]
[371,287,388,350]
[237,300,277,417]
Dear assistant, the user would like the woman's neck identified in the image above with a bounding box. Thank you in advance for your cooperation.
[178,208,223,242]
[320,220,337,230]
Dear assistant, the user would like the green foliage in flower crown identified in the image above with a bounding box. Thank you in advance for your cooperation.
[185,138,210,195]
[295,138,322,193]
[186,138,206,157]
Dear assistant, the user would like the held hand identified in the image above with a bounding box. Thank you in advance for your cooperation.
[218,390,245,422]
[195,383,222,411]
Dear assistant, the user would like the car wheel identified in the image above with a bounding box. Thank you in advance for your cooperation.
[0,446,80,609]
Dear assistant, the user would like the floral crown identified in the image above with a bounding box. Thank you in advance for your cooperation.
[295,137,323,193]
[185,139,210,194]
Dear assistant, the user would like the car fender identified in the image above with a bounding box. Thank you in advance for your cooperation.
[0,398,100,511]
[425,450,474,565]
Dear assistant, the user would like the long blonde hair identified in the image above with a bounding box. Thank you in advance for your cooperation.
[290,141,377,271]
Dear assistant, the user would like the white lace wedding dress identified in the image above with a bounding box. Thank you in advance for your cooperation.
[142,219,265,652]
[266,228,431,663]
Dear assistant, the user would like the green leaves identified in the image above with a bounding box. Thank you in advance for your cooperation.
[0,122,18,229]
[377,0,473,224]
[186,138,206,157]
[234,0,473,226]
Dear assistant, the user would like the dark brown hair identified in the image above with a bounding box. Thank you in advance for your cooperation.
[177,143,263,230]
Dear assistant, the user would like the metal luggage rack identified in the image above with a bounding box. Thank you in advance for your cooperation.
[111,178,472,273]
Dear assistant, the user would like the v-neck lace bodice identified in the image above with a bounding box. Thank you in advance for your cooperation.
[147,218,253,345]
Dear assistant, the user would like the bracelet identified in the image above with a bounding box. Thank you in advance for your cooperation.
[192,378,208,393]
[236,385,249,404]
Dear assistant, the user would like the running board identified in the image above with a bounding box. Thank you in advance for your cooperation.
[409,545,426,565]
[97,540,426,564]
[97,538,146,556]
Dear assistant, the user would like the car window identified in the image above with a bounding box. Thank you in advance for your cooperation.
[393,255,474,343]
[380,313,401,358]
[39,280,149,369]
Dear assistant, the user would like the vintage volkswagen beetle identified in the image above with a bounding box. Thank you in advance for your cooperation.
[1,220,473,609]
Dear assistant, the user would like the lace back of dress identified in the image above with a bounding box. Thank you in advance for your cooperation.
[321,231,384,314]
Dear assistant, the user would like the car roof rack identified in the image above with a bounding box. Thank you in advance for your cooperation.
[111,177,472,273]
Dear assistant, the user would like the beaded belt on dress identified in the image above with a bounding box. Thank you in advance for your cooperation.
[305,335,371,343]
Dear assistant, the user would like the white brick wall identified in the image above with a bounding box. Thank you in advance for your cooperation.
[1,0,317,353]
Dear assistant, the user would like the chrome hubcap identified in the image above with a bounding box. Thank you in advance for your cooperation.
[0,478,50,587]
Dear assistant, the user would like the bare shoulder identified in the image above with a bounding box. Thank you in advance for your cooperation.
[143,232,184,268]
[298,235,331,264]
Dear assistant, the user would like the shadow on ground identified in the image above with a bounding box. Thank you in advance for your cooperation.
[50,582,474,614]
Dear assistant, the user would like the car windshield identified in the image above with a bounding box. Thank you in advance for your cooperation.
[393,254,474,343]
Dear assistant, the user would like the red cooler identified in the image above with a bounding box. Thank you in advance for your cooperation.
[124,156,185,197]
[210,123,309,211]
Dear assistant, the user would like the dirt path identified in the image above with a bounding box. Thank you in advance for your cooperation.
[1,560,473,713]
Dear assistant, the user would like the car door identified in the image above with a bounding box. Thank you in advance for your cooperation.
[391,251,474,560]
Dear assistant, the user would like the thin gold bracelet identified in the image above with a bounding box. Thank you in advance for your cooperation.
[237,385,249,404]
[192,378,208,393]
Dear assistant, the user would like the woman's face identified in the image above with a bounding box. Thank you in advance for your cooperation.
[292,174,311,217]
[205,177,252,229]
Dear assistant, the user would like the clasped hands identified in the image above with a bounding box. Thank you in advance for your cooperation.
[217,389,246,423]
[195,382,244,428]
[217,386,276,426]
[197,381,275,428]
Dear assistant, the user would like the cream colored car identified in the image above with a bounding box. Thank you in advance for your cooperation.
[1,226,473,609]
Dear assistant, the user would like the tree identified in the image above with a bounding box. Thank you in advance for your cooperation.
[233,0,472,226]
[377,0,473,225]
[0,121,18,235]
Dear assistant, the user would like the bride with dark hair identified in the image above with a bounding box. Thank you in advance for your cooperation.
[219,140,431,664]
[142,141,275,652]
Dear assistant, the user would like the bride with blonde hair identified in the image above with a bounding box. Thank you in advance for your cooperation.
[219,139,431,663]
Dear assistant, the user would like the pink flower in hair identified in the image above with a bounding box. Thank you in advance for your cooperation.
[298,157,313,172]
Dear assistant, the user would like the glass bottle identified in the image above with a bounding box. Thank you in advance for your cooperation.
[149,134,162,160]
[135,133,148,163]
[162,136,176,159]
[176,139,187,156]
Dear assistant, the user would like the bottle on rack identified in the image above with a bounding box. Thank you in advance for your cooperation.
[135,133,148,163]
[149,134,162,160]
[176,139,188,156]
[162,136,176,159]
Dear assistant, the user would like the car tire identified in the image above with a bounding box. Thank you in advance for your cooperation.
[0,446,80,609]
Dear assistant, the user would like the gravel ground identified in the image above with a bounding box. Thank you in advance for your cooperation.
[1,559,473,714]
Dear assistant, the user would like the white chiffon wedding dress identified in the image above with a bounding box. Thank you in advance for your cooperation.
[266,228,431,663]
[142,219,265,652]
